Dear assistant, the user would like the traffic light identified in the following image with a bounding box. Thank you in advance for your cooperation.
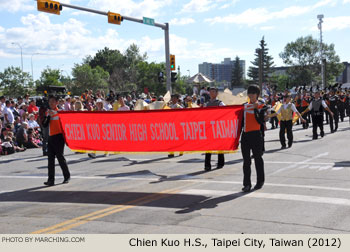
[37,0,62,15]
[108,12,123,25]
[171,72,177,83]
[170,54,175,71]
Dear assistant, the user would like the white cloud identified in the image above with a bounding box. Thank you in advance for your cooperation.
[88,0,172,18]
[166,35,250,63]
[272,6,311,19]
[313,0,337,8]
[181,0,216,13]
[205,0,338,26]
[0,12,246,67]
[0,13,130,60]
[0,0,34,13]
[343,0,350,3]
[260,26,275,31]
[205,8,271,26]
[219,0,240,9]
[180,0,236,13]
[311,16,350,31]
[170,18,195,26]
[0,0,74,13]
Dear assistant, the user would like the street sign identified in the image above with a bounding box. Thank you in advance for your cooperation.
[143,17,155,26]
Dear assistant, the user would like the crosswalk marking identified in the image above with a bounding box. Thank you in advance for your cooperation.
[181,189,350,207]
[1,175,350,193]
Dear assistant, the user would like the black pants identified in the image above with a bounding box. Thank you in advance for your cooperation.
[325,110,329,124]
[205,153,224,168]
[301,106,309,128]
[270,111,278,128]
[47,134,70,182]
[346,104,350,117]
[339,105,345,122]
[312,115,324,139]
[260,124,265,153]
[329,108,339,132]
[241,131,264,187]
[280,120,293,147]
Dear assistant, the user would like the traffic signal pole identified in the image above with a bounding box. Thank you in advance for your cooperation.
[36,0,172,93]
[164,23,172,93]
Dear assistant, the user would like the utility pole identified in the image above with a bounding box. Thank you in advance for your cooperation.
[317,14,325,89]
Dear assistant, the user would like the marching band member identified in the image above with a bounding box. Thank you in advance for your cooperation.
[268,94,305,149]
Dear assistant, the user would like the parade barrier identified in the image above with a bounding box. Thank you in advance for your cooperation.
[58,106,244,154]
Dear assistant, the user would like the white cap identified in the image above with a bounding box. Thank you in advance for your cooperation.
[96,98,103,103]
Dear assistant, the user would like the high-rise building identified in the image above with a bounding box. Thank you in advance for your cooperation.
[198,58,246,83]
[336,62,350,84]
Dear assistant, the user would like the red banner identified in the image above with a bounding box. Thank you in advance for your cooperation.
[58,106,243,153]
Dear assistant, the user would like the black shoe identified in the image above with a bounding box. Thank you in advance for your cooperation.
[242,185,251,192]
[288,143,292,148]
[168,154,174,158]
[179,154,183,156]
[216,164,224,169]
[320,131,325,138]
[331,130,335,133]
[63,178,70,184]
[204,165,211,171]
[281,146,287,149]
[254,183,264,190]
[312,136,318,140]
[44,181,54,186]
[271,127,275,129]
[43,152,48,156]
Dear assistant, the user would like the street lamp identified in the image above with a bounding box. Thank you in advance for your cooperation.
[11,42,23,72]
[317,14,325,89]
[31,53,40,81]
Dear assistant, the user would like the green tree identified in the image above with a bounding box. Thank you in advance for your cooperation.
[71,64,109,95]
[84,45,148,93]
[136,61,166,96]
[35,67,65,94]
[269,74,291,91]
[0,66,33,97]
[279,35,344,86]
[231,56,244,88]
[248,36,275,83]
[85,47,125,75]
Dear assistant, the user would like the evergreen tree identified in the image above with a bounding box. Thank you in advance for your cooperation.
[248,36,274,83]
[231,56,244,88]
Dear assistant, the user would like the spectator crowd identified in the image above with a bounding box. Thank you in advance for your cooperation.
[0,88,209,157]
[1,85,349,158]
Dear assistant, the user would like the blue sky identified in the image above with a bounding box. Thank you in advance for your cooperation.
[0,0,350,80]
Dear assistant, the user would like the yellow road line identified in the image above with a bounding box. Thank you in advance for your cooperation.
[32,188,182,234]
[32,164,228,234]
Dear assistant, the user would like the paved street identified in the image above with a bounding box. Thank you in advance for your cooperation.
[1,118,350,234]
